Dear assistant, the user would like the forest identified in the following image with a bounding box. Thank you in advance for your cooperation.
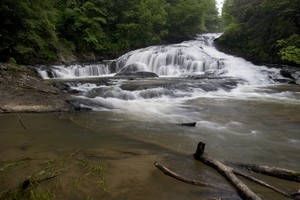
[218,0,300,66]
[1,0,299,66]
[0,0,220,65]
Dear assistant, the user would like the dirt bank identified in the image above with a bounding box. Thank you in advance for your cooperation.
[0,64,70,113]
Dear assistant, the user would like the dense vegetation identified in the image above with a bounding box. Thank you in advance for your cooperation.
[0,0,220,65]
[218,0,300,66]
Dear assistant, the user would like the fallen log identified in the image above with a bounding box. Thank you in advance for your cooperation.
[231,162,300,183]
[154,161,225,189]
[233,169,295,199]
[194,142,262,200]
[17,114,26,129]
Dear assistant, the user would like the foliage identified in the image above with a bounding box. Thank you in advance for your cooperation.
[0,0,58,64]
[57,0,108,52]
[218,0,300,66]
[0,0,221,64]
[166,0,220,42]
[277,39,300,64]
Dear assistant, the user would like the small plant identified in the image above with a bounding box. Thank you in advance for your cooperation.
[0,151,110,199]
[29,189,54,200]
[77,159,110,193]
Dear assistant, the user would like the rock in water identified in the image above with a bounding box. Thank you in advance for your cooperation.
[115,71,159,78]
[179,122,197,127]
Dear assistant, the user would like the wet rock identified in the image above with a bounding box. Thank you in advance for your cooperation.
[120,63,148,72]
[52,82,81,94]
[279,67,300,85]
[179,122,197,127]
[67,100,92,112]
[0,66,71,113]
[85,86,135,100]
[115,62,159,78]
[115,71,159,78]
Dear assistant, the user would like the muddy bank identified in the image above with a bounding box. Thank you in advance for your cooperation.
[0,64,70,113]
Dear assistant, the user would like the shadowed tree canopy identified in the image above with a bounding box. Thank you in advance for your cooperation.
[217,0,300,66]
[0,0,221,64]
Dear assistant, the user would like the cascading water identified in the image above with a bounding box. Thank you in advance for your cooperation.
[37,34,228,79]
[37,33,279,82]
[36,33,298,123]
[115,40,223,76]
[37,63,114,79]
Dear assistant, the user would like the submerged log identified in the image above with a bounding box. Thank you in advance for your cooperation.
[194,142,262,200]
[231,162,300,183]
[154,161,225,189]
[17,114,26,129]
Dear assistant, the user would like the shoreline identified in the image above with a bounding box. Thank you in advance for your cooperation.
[0,64,71,113]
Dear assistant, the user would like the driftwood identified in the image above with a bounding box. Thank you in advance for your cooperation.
[154,161,225,189]
[233,169,297,198]
[193,142,262,200]
[193,142,300,200]
[17,114,26,129]
[230,162,300,183]
[155,142,300,200]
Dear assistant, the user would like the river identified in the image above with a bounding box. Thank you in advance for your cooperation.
[1,34,300,199]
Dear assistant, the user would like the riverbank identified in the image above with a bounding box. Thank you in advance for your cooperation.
[0,63,70,113]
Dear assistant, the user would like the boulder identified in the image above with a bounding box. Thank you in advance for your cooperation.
[119,62,148,73]
[280,68,300,84]
[115,71,159,78]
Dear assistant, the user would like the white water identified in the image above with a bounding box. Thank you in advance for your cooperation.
[197,34,279,85]
[37,63,113,79]
[37,34,300,124]
[115,38,222,76]
[38,33,280,80]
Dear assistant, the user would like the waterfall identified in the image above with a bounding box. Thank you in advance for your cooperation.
[115,39,223,77]
[37,63,114,79]
[35,33,292,119]
[37,34,226,79]
[37,33,280,84]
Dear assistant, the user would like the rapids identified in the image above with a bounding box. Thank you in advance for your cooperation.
[37,33,295,123]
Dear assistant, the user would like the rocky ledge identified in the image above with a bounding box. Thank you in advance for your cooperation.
[0,64,70,113]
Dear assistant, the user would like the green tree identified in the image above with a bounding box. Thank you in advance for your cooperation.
[166,0,220,42]
[108,0,168,52]
[57,0,108,52]
[0,0,58,64]
[0,0,221,64]
[137,0,169,46]
[218,0,300,66]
